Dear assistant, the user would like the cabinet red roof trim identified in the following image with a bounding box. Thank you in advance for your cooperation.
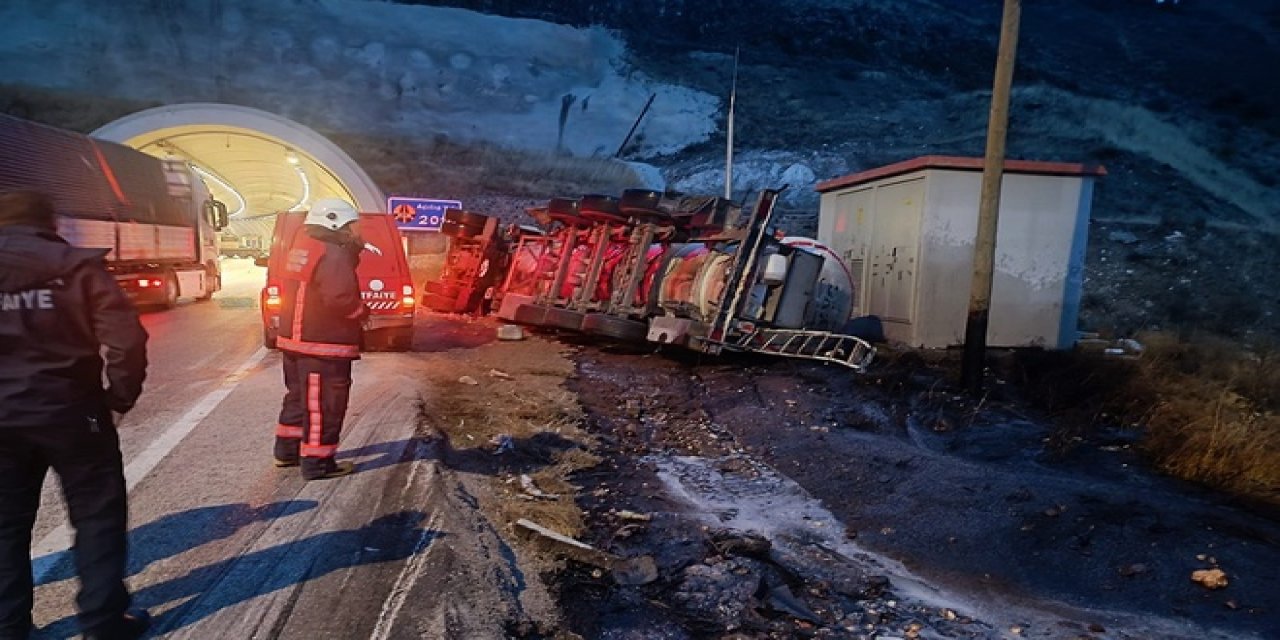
[815,155,1108,193]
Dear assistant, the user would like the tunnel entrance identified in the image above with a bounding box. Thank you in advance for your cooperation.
[92,103,385,253]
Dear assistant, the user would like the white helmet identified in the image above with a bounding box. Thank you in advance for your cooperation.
[305,198,359,231]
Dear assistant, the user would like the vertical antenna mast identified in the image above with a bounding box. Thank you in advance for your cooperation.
[725,46,739,200]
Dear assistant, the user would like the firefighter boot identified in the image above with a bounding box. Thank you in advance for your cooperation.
[273,436,300,467]
[301,458,354,481]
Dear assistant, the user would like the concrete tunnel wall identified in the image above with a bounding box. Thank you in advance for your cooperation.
[91,103,386,213]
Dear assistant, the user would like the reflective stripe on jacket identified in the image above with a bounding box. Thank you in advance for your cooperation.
[276,226,365,360]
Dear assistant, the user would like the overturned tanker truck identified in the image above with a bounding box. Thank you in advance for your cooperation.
[427,187,875,371]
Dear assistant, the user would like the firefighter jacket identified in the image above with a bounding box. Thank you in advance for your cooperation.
[276,225,368,359]
[0,225,148,427]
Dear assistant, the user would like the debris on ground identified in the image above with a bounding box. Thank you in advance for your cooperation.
[497,324,525,341]
[515,518,657,586]
[1191,568,1229,589]
[548,342,1280,639]
[412,316,1280,639]
[490,433,515,454]
[519,473,560,500]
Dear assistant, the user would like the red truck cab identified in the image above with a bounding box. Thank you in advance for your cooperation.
[259,210,415,351]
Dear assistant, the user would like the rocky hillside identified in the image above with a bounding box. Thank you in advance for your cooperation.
[415,0,1280,341]
[422,0,1280,219]
[2,0,1278,340]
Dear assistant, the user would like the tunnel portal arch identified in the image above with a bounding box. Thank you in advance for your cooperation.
[92,103,384,215]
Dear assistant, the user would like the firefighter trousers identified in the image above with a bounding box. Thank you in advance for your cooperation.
[275,352,353,476]
[0,414,131,638]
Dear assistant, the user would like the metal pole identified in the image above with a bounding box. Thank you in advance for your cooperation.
[615,93,656,158]
[961,0,1021,395]
[725,47,739,200]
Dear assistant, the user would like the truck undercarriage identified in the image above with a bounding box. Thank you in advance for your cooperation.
[425,188,874,371]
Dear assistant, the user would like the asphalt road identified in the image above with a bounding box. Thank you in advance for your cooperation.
[27,258,540,639]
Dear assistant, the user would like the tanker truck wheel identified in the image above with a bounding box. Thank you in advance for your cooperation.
[581,313,648,343]
[442,210,488,238]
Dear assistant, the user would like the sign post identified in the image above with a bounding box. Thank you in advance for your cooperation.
[387,196,462,232]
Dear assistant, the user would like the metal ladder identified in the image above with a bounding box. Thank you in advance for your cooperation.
[731,328,876,371]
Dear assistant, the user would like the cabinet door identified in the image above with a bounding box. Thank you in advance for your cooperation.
[866,178,921,324]
[830,190,872,316]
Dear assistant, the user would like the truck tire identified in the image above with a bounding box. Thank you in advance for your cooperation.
[512,303,549,326]
[620,189,662,215]
[423,281,461,297]
[263,325,278,350]
[442,209,488,238]
[422,281,463,312]
[544,307,585,331]
[195,271,218,302]
[422,291,459,312]
[161,272,179,309]
[579,194,625,224]
[581,313,648,343]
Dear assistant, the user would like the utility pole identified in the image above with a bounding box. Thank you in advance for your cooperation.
[725,46,739,200]
[961,0,1022,395]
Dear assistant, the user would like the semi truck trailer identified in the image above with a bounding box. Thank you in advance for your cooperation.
[429,188,875,371]
[0,113,227,307]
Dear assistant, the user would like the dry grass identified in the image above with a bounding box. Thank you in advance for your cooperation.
[1128,332,1280,502]
[1016,332,1280,504]
[416,336,600,538]
[431,384,597,536]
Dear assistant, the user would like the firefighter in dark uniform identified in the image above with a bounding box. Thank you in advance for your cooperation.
[273,198,369,480]
[0,191,150,639]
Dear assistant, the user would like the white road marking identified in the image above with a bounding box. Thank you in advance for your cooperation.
[368,459,440,640]
[31,347,271,582]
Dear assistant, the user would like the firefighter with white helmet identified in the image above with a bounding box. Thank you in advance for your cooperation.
[272,197,369,480]
[304,197,360,231]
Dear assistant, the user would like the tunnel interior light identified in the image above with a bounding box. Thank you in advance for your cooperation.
[190,164,247,217]
[287,165,311,212]
[285,149,300,165]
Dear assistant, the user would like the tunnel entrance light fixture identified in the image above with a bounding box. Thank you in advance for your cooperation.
[285,148,300,165]
[190,164,247,217]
